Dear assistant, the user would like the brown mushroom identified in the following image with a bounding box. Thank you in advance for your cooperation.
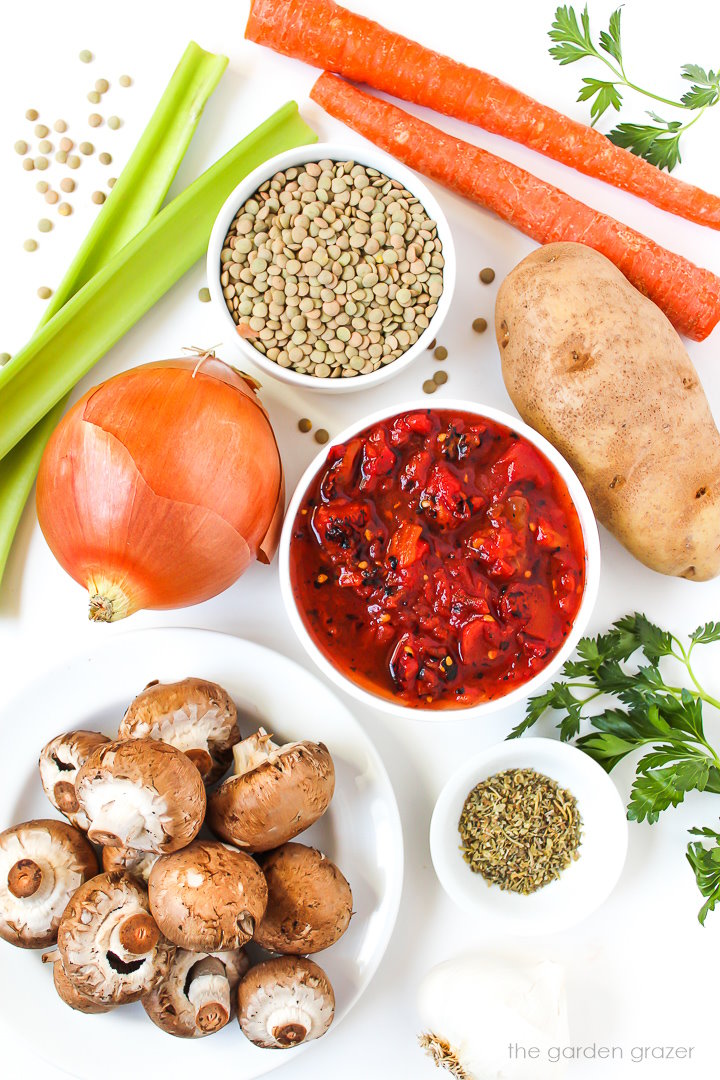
[237,956,335,1049]
[57,870,173,1006]
[0,819,97,949]
[102,845,159,884]
[255,843,353,954]
[207,729,334,852]
[148,840,267,952]
[118,678,241,784]
[38,730,110,829]
[143,947,250,1038]
[51,956,115,1014]
[76,738,206,853]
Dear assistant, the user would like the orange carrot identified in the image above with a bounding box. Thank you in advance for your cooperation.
[246,0,720,231]
[310,73,720,342]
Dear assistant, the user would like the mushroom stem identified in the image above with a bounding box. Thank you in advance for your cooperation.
[185,748,214,779]
[53,781,80,814]
[273,1022,308,1047]
[7,858,45,899]
[117,913,160,956]
[187,957,230,1033]
[42,949,61,965]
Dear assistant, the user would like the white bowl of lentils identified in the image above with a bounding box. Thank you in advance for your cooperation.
[207,142,455,393]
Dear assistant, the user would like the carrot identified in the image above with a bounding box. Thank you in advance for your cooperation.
[310,73,720,343]
[246,0,720,231]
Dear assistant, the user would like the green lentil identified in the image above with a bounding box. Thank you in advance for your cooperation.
[79,49,93,63]
[53,119,67,133]
[198,287,211,303]
[58,203,72,216]
[35,180,49,194]
[0,353,11,365]
[479,267,496,284]
[95,78,109,93]
[472,317,488,333]
[91,191,106,205]
[38,218,52,232]
[14,140,28,155]
[422,379,437,394]
[38,139,52,154]
[99,151,112,165]
[45,190,59,205]
[67,155,81,169]
[55,151,68,164]
[88,90,101,104]
[37,286,52,299]
[314,428,330,445]
[434,346,448,361]
[23,239,38,252]
[119,75,132,88]
[433,369,448,385]
[60,178,75,193]
[25,108,39,121]
[59,137,73,152]
[34,124,49,139]
[79,141,94,156]
[107,177,117,188]
[22,158,34,171]
[107,116,122,130]
[88,113,103,128]
[298,417,312,433]
[34,157,49,171]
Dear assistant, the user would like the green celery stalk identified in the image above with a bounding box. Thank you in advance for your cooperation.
[0,41,228,584]
[0,102,316,461]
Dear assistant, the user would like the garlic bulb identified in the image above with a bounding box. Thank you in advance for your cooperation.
[417,953,568,1079]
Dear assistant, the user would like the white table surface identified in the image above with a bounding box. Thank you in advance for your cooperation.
[2,1,719,1077]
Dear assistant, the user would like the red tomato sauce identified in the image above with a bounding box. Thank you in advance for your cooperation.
[289,409,586,709]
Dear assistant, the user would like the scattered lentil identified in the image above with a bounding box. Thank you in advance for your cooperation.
[79,141,94,156]
[58,202,72,216]
[23,239,38,252]
[22,158,34,172]
[60,177,75,193]
[220,158,443,379]
[119,74,132,88]
[107,177,117,188]
[98,151,112,165]
[67,155,81,169]
[38,139,52,154]
[426,338,436,350]
[298,417,312,433]
[458,768,582,894]
[37,286,53,300]
[53,119,67,133]
[433,369,448,385]
[55,150,68,164]
[14,140,28,155]
[422,379,437,394]
[107,116,122,130]
[59,137,73,152]
[88,90,101,104]
[434,346,448,361]
[25,108,39,121]
[88,113,103,128]
[0,353,11,365]
[314,428,330,444]
[79,49,93,63]
[198,287,211,303]
[34,124,49,139]
[479,267,496,284]
[472,317,488,333]
[35,180,49,193]
[34,157,49,171]
[95,78,109,93]
[45,190,59,205]
[38,218,52,232]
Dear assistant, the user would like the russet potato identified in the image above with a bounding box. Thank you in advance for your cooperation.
[496,242,720,580]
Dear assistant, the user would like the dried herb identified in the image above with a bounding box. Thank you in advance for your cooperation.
[458,767,582,894]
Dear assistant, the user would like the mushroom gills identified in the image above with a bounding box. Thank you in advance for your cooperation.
[232,728,300,776]
[81,779,168,849]
[38,730,110,829]
[187,956,231,1032]
[238,957,335,1049]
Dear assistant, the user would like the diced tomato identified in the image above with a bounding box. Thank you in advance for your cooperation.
[490,441,552,496]
[360,429,396,490]
[420,463,470,528]
[401,449,432,492]
[387,521,425,568]
[390,412,434,446]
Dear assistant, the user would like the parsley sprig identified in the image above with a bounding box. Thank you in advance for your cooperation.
[511,614,720,923]
[549,6,720,170]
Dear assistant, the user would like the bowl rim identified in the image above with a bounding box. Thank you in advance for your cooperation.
[206,140,456,394]
[278,397,601,722]
[428,736,629,934]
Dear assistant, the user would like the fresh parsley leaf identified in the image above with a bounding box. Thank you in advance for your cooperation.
[628,761,707,823]
[609,120,683,169]
[598,8,623,64]
[577,78,623,124]
[687,827,720,924]
[548,5,596,65]
[690,622,720,646]
[681,84,720,110]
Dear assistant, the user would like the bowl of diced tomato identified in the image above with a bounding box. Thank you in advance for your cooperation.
[279,401,600,720]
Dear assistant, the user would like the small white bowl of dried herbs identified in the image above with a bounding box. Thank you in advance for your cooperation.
[430,737,628,935]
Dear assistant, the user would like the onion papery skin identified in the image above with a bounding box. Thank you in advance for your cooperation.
[36,357,284,621]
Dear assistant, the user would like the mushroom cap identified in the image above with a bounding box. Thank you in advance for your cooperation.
[53,958,115,1014]
[38,730,111,830]
[102,845,159,884]
[236,955,335,1049]
[0,819,98,949]
[207,733,334,852]
[148,840,268,952]
[76,738,206,853]
[57,870,173,1005]
[118,678,241,785]
[143,947,251,1038]
[254,843,353,954]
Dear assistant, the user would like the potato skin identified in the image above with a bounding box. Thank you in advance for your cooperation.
[496,242,720,580]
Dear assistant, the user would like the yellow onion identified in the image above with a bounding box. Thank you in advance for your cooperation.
[37,356,284,621]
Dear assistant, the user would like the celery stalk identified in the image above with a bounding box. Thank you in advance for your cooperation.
[0,41,228,585]
[0,103,316,461]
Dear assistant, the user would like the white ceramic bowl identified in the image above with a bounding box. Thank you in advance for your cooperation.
[430,737,628,935]
[207,142,455,394]
[279,399,601,721]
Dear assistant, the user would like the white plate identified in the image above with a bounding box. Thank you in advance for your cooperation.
[0,628,403,1080]
[430,737,627,935]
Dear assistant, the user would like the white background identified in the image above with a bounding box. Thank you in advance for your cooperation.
[1,1,720,1077]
